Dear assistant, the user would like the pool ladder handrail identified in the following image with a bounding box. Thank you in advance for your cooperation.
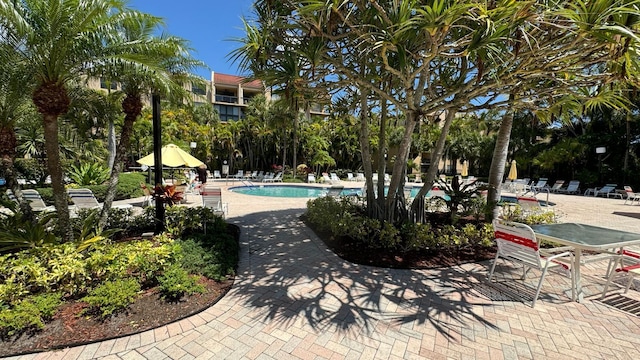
[241,180,256,188]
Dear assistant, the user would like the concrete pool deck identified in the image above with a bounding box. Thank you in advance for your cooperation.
[8,181,640,360]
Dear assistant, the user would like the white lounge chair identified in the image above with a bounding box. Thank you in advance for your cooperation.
[213,170,221,179]
[67,188,132,212]
[330,172,341,183]
[594,184,622,198]
[556,180,580,194]
[528,178,548,192]
[355,173,365,182]
[307,174,316,183]
[549,180,565,193]
[346,173,356,181]
[6,189,55,212]
[623,186,640,205]
[324,185,344,197]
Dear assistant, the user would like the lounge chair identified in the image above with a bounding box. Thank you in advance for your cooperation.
[307,174,316,183]
[263,172,282,183]
[67,188,132,212]
[213,170,221,179]
[6,189,55,212]
[517,196,547,215]
[355,173,365,181]
[594,184,622,198]
[330,172,341,183]
[556,180,580,194]
[232,170,245,180]
[528,178,548,192]
[549,180,565,193]
[346,173,356,181]
[261,173,274,182]
[624,186,640,205]
[324,185,344,197]
[201,185,227,217]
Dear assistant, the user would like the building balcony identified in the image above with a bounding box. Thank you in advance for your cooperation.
[215,94,238,104]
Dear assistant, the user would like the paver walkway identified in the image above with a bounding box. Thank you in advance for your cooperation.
[6,183,640,359]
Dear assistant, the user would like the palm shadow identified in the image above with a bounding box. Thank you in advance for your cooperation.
[226,208,504,341]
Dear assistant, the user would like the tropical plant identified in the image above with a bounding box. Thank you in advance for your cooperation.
[0,212,58,253]
[67,163,110,186]
[152,184,184,206]
[0,0,165,241]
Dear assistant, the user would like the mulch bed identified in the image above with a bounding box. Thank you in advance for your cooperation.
[0,278,233,357]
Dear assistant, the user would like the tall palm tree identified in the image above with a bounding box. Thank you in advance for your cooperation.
[0,0,161,240]
[96,16,206,229]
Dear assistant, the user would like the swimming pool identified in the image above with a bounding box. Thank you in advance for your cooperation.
[229,184,442,199]
[229,184,359,198]
[228,184,553,206]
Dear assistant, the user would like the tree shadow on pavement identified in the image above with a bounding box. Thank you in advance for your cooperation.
[227,208,501,342]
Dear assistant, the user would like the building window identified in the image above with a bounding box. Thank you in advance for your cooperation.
[215,105,241,121]
[192,85,206,96]
[100,78,117,90]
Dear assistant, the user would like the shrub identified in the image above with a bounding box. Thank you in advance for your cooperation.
[158,265,204,300]
[68,163,110,186]
[177,231,239,281]
[82,278,141,317]
[0,293,61,337]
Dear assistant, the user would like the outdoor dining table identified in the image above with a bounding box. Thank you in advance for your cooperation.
[530,223,640,302]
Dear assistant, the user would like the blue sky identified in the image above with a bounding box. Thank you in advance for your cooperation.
[128,0,255,79]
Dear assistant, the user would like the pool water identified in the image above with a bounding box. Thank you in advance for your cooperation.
[229,184,443,199]
[228,185,553,206]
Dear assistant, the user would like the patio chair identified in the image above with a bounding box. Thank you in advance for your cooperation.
[355,173,365,182]
[201,185,227,217]
[330,172,341,183]
[67,188,132,212]
[346,173,356,181]
[488,219,574,308]
[322,173,339,184]
[549,180,565,193]
[623,186,640,205]
[601,250,640,298]
[261,173,274,182]
[272,172,283,182]
[556,180,580,194]
[307,173,316,183]
[213,170,221,179]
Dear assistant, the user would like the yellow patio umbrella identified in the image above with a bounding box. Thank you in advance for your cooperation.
[460,160,468,177]
[137,144,204,168]
[507,160,517,181]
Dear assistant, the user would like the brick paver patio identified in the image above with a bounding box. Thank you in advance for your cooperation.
[6,182,640,359]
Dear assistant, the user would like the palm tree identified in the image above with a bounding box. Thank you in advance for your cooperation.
[0,0,163,240]
[96,15,206,229]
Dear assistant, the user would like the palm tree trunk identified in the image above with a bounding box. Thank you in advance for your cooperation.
[99,95,142,229]
[42,113,72,241]
[412,109,457,205]
[487,110,515,221]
